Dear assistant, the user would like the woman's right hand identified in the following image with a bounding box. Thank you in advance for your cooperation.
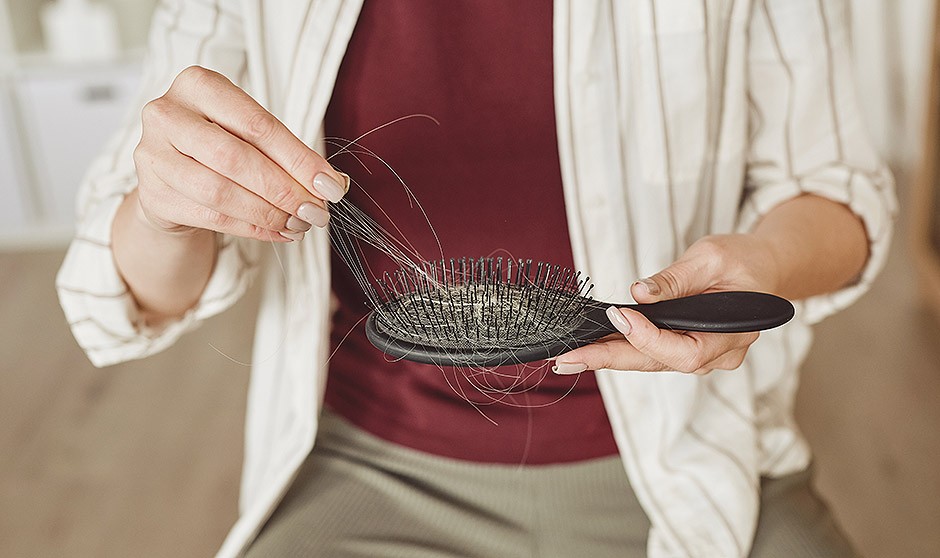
[132,65,348,243]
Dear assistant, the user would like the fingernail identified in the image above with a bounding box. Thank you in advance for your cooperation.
[552,362,588,375]
[312,173,345,203]
[635,278,660,296]
[280,230,305,242]
[606,306,632,336]
[337,171,351,193]
[297,202,330,228]
[286,215,312,232]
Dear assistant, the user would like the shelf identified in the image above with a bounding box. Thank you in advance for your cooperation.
[7,47,145,74]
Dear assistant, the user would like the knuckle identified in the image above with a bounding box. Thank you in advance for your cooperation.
[246,224,271,241]
[596,343,618,370]
[132,143,147,168]
[264,206,287,230]
[691,237,729,276]
[242,110,280,145]
[711,350,746,372]
[655,269,683,298]
[625,331,651,353]
[174,65,213,91]
[200,177,231,208]
[209,139,247,175]
[692,236,727,262]
[632,327,665,357]
[677,354,706,373]
[141,98,170,125]
[729,352,747,369]
[286,148,318,182]
[265,184,300,211]
[202,207,229,230]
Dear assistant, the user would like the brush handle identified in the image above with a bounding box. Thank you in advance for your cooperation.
[365,290,795,368]
[587,291,794,335]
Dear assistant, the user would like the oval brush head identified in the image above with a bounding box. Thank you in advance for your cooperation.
[364,257,795,367]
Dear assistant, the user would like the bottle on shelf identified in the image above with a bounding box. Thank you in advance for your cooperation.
[41,0,120,63]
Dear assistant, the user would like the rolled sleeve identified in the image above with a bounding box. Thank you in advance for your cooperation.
[56,0,257,367]
[56,195,259,367]
[739,0,898,324]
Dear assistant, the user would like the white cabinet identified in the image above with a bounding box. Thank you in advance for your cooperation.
[15,63,140,225]
[0,0,155,248]
[0,84,31,234]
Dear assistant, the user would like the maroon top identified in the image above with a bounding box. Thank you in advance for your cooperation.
[322,0,618,464]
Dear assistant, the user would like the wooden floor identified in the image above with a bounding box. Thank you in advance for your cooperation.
[1,206,938,557]
[0,252,256,558]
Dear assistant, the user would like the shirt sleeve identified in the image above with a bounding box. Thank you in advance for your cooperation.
[55,0,260,367]
[737,0,898,324]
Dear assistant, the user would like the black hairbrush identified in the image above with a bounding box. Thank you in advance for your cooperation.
[364,257,794,367]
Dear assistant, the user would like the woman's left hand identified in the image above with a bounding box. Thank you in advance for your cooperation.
[552,234,781,376]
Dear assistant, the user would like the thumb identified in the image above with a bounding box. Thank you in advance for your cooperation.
[631,257,714,303]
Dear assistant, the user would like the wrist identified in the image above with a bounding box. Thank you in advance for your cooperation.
[113,189,218,321]
[742,232,784,295]
[754,195,870,299]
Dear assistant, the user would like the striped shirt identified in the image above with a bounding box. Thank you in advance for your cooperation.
[56,1,897,556]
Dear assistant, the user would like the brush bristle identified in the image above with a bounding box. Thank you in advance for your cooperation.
[370,257,594,351]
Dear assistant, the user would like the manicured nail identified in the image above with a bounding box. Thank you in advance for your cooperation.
[297,202,330,228]
[312,173,345,203]
[606,306,632,337]
[286,215,312,232]
[635,278,660,296]
[337,171,351,193]
[552,362,588,375]
[280,230,305,242]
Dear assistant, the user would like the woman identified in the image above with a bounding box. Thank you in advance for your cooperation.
[57,1,895,556]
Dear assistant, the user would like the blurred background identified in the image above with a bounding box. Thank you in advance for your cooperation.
[1,1,939,556]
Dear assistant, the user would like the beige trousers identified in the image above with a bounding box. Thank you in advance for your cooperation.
[244,411,856,558]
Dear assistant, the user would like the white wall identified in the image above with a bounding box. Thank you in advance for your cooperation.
[851,0,936,171]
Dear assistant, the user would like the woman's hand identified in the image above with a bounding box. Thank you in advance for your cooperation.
[550,195,868,376]
[113,65,350,320]
[132,65,347,242]
[552,234,780,376]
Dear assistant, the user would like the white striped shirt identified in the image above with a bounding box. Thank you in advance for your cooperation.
[56,1,896,556]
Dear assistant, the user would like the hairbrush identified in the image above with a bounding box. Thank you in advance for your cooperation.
[364,257,794,367]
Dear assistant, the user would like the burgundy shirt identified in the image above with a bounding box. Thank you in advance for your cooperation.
[323,0,618,464]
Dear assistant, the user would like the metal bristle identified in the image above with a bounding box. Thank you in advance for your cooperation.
[372,257,592,351]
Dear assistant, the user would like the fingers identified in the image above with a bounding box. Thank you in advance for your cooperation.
[143,99,330,226]
[553,339,666,374]
[560,234,775,376]
[693,348,750,374]
[614,307,758,372]
[167,66,348,202]
[553,306,758,375]
[631,245,721,304]
[631,235,775,304]
[135,66,346,240]
[150,147,293,233]
[135,168,288,243]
